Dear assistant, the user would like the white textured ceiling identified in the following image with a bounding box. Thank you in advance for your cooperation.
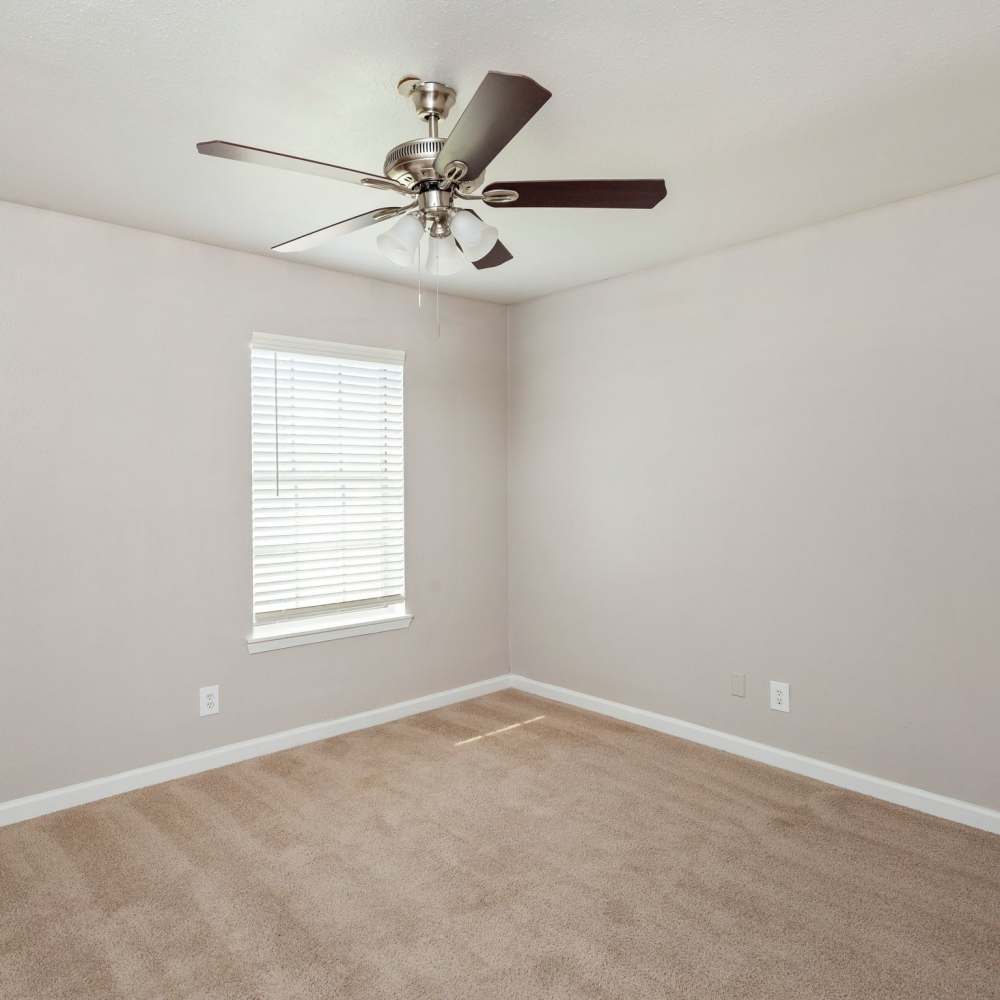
[2,1,999,303]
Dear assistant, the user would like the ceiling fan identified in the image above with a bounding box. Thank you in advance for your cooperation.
[197,71,667,276]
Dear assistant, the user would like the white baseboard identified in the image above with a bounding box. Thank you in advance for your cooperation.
[0,674,514,829]
[508,675,1000,835]
[4,671,998,836]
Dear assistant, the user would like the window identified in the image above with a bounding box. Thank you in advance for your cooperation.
[248,333,409,651]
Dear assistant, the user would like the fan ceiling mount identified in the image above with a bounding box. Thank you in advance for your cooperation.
[197,71,667,274]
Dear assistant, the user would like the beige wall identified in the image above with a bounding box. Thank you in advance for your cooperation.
[508,175,1000,810]
[4,175,999,812]
[0,201,509,802]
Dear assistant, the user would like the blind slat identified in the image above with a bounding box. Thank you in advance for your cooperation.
[251,345,405,623]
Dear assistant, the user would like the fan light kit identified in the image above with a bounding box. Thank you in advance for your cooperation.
[196,71,667,277]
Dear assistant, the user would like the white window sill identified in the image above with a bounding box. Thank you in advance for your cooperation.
[247,603,413,654]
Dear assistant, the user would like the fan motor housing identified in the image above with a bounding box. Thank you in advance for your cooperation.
[383,137,445,188]
[383,137,484,193]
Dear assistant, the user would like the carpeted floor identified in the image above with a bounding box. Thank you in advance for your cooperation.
[1,690,998,999]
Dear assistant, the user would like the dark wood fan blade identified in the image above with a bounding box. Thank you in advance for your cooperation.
[434,72,551,181]
[271,206,407,254]
[197,140,400,190]
[483,179,667,209]
[471,240,513,270]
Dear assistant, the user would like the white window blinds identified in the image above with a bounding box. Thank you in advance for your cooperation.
[250,333,405,624]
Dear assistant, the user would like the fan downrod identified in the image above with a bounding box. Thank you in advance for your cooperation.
[386,76,486,197]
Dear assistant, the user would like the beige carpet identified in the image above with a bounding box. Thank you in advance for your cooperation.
[1,690,998,999]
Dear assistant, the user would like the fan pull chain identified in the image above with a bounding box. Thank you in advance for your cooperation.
[416,239,422,308]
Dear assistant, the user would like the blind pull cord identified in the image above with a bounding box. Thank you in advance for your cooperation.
[273,352,280,498]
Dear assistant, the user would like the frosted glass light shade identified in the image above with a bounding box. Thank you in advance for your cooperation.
[376,214,424,267]
[450,210,499,262]
[425,235,464,276]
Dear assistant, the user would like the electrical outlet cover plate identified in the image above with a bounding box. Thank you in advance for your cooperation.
[769,680,790,713]
[199,685,220,717]
[730,673,747,698]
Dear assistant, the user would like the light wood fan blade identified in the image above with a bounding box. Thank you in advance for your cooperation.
[482,179,667,208]
[434,72,551,182]
[271,206,410,254]
[196,140,411,194]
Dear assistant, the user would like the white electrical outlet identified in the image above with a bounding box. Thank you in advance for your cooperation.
[731,673,747,698]
[769,680,790,713]
[199,685,220,717]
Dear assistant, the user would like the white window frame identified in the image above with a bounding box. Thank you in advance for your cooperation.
[247,332,412,653]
